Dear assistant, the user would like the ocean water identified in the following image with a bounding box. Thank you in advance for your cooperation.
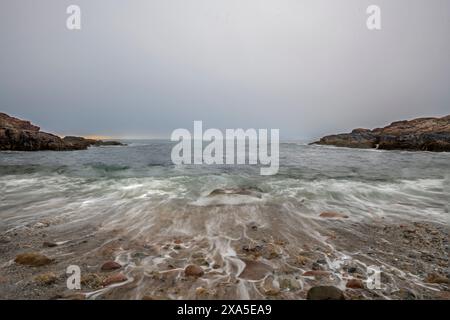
[0,141,449,299]
[1,140,449,223]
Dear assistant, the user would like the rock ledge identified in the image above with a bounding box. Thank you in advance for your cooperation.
[0,112,125,151]
[311,115,450,152]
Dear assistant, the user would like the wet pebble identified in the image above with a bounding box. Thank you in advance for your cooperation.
[184,264,204,277]
[53,292,86,300]
[238,259,272,281]
[195,287,213,296]
[307,286,345,300]
[43,241,58,248]
[397,289,417,300]
[142,295,167,300]
[14,252,54,267]
[262,277,280,296]
[0,236,11,244]
[344,266,358,273]
[132,252,147,259]
[34,222,50,229]
[296,255,310,265]
[81,273,104,289]
[426,273,449,284]
[101,261,122,271]
[279,277,301,291]
[346,279,364,289]
[34,272,58,285]
[303,270,331,278]
[65,293,86,300]
[319,212,349,219]
[247,222,259,231]
[316,259,327,265]
[311,262,325,271]
[103,273,128,286]
[242,244,263,253]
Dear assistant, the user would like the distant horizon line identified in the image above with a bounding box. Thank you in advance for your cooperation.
[66,136,314,142]
[3,110,449,143]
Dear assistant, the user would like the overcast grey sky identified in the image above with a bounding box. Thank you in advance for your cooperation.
[1,0,449,139]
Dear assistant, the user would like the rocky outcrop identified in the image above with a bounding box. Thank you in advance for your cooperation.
[62,136,98,150]
[311,115,450,152]
[95,140,125,146]
[0,127,69,151]
[0,112,125,151]
[63,136,126,149]
[0,113,40,131]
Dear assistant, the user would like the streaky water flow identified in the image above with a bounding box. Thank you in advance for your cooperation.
[0,141,449,299]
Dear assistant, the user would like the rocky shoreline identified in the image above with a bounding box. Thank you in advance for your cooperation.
[0,212,448,300]
[0,112,125,151]
[311,115,450,151]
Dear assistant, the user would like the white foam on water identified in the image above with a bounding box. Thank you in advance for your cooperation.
[191,194,265,207]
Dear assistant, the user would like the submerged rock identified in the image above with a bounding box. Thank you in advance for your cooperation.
[262,277,280,295]
[207,187,263,199]
[296,255,311,266]
[43,241,58,248]
[311,115,450,152]
[238,259,272,281]
[81,273,104,289]
[307,286,345,300]
[101,261,122,271]
[14,252,54,267]
[63,293,86,300]
[319,211,349,219]
[346,279,364,289]
[142,295,167,300]
[33,221,50,228]
[425,273,449,284]
[279,277,301,291]
[51,291,87,300]
[184,264,204,277]
[34,272,58,285]
[0,236,11,244]
[303,270,331,277]
[247,222,259,231]
[103,273,128,286]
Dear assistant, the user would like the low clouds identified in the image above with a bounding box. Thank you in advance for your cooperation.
[1,0,449,139]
